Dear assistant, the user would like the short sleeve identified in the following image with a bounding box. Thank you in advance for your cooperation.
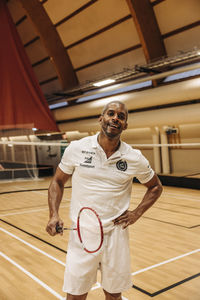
[58,142,75,175]
[136,152,154,184]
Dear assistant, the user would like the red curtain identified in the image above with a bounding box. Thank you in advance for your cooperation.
[0,0,59,131]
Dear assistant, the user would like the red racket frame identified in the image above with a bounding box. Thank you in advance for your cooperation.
[56,207,104,253]
[77,207,104,253]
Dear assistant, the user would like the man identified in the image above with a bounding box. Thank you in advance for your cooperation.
[46,101,163,300]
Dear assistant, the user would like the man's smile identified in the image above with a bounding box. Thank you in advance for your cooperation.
[108,123,120,129]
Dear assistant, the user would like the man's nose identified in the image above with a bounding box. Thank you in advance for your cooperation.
[112,114,119,121]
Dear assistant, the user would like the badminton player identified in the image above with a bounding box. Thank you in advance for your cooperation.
[46,101,163,300]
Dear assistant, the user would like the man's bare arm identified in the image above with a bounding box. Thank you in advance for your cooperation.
[46,167,71,236]
[113,174,163,228]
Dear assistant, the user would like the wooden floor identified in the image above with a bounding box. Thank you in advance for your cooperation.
[0,177,199,300]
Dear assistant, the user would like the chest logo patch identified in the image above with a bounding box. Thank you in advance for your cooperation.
[84,156,92,164]
[116,160,127,171]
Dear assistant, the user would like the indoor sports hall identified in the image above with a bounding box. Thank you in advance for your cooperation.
[0,0,200,299]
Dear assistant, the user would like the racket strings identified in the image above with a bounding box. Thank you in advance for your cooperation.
[78,208,103,253]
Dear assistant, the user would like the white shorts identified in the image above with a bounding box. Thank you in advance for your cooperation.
[63,225,132,295]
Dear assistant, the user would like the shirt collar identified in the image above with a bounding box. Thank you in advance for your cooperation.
[91,133,126,157]
[91,133,99,149]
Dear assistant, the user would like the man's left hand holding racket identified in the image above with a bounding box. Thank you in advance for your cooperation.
[46,215,64,236]
[46,168,71,236]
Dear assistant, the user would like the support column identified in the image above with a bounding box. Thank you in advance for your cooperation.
[8,138,15,162]
[160,126,170,174]
[151,127,161,173]
[28,135,38,178]
[1,138,7,161]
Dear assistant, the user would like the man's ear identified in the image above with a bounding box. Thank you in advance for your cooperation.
[123,122,128,131]
[98,115,103,123]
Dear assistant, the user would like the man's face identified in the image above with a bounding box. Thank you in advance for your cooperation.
[99,103,128,138]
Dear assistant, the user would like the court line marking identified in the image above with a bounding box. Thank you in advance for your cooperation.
[162,195,200,202]
[131,248,200,276]
[1,186,198,201]
[0,251,64,299]
[91,283,128,299]
[0,227,128,298]
[91,282,101,290]
[132,272,200,297]
[133,191,200,202]
[1,227,198,299]
[0,219,67,253]
[28,190,48,195]
[1,226,199,275]
[0,227,66,266]
[132,202,200,217]
[0,204,70,217]
[3,188,49,196]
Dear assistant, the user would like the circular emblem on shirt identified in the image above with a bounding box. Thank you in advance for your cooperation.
[116,160,127,171]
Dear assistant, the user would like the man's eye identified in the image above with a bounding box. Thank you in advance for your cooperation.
[108,111,114,116]
[118,114,125,120]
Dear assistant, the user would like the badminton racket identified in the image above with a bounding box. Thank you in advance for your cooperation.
[56,207,104,253]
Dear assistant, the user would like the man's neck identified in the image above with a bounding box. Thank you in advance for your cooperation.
[97,132,120,158]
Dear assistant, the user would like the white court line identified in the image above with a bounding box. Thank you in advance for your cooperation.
[2,227,198,299]
[2,226,199,278]
[29,190,48,196]
[7,187,48,196]
[0,251,64,299]
[91,284,128,299]
[1,227,127,298]
[131,248,200,276]
[133,191,200,202]
[0,204,69,217]
[91,282,101,290]
[0,227,65,266]
[162,193,200,202]
[0,207,50,217]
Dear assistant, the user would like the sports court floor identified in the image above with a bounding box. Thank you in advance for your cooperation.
[0,177,199,299]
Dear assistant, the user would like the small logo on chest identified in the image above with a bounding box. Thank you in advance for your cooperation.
[116,159,127,171]
[84,156,93,164]
[80,155,94,168]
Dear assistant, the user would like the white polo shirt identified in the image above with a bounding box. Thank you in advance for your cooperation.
[59,134,154,232]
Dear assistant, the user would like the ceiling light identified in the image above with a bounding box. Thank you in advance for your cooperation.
[93,79,116,87]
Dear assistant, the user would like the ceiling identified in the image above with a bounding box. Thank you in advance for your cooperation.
[5,0,200,108]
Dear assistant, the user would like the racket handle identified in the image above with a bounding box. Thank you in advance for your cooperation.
[56,223,63,233]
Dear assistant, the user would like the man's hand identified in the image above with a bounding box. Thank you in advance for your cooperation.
[113,210,138,229]
[46,216,64,236]
[113,174,162,229]
[46,167,70,236]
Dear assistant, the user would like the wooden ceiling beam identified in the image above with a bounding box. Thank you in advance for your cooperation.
[18,0,78,90]
[126,0,166,63]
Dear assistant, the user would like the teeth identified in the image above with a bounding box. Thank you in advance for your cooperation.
[110,125,118,129]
